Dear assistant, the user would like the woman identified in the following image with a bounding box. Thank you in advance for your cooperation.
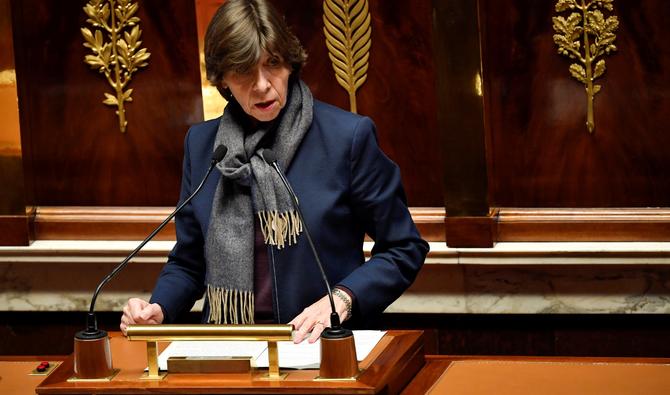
[120,0,428,344]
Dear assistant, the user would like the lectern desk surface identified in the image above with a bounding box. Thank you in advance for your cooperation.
[401,355,670,395]
[0,356,65,395]
[35,330,424,395]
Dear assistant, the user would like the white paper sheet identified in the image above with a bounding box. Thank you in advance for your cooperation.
[157,330,386,371]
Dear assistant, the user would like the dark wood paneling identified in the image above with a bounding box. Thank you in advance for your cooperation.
[432,0,489,217]
[277,0,442,207]
[432,0,492,246]
[0,215,31,245]
[1,0,31,245]
[383,314,670,358]
[480,0,670,207]
[446,213,497,247]
[12,0,202,206]
[0,0,13,70]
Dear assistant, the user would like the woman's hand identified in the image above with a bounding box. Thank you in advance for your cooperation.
[288,292,350,344]
[120,298,164,336]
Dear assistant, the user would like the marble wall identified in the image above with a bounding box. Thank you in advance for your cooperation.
[2,241,669,315]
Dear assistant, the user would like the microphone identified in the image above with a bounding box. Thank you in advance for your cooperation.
[73,144,227,379]
[262,149,358,378]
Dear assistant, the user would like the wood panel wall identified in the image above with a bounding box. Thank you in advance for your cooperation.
[480,0,670,208]
[278,0,442,207]
[11,0,202,207]
[2,0,669,245]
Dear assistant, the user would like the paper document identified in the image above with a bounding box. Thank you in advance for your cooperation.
[157,330,386,371]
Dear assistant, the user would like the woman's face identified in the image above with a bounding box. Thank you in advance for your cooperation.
[222,51,291,122]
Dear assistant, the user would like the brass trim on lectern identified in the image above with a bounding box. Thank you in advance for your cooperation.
[66,369,120,382]
[126,324,294,380]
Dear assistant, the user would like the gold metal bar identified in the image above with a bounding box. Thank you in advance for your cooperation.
[267,341,279,378]
[146,341,160,378]
[126,324,293,342]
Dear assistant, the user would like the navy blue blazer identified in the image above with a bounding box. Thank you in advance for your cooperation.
[150,99,429,325]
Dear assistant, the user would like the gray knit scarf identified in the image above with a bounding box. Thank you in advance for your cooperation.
[204,79,313,324]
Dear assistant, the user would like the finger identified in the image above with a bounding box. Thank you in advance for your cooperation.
[139,305,158,322]
[122,313,135,326]
[308,323,324,343]
[294,317,319,344]
[293,322,310,344]
[289,311,313,343]
[120,322,127,336]
[288,311,309,330]
[128,304,145,321]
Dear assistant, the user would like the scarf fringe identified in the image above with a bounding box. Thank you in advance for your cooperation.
[206,285,255,324]
[257,210,303,249]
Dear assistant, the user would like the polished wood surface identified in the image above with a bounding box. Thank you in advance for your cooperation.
[446,213,497,247]
[498,208,670,241]
[433,0,489,218]
[480,0,670,208]
[11,0,202,206]
[0,358,64,395]
[33,206,176,241]
[401,355,670,395]
[0,214,31,245]
[319,335,358,379]
[36,330,424,394]
[0,0,31,245]
[72,335,113,379]
[31,206,444,241]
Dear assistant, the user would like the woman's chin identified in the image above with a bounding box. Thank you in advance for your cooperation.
[250,106,280,122]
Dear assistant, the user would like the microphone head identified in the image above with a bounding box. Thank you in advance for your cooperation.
[211,145,228,163]
[262,149,278,165]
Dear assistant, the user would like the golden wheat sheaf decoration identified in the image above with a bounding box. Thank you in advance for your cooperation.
[81,0,151,133]
[323,0,371,114]
[552,0,618,134]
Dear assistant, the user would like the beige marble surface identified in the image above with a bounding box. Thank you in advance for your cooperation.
[1,241,670,314]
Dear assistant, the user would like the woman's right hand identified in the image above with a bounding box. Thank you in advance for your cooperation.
[120,298,164,336]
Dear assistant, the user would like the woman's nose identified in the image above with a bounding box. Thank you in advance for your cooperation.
[253,68,271,92]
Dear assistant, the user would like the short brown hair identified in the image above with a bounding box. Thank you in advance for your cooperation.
[204,0,307,91]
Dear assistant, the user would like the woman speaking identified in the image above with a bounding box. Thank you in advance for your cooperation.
[120,0,428,344]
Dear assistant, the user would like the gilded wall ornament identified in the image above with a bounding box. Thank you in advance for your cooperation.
[81,0,151,133]
[323,0,371,114]
[552,0,618,133]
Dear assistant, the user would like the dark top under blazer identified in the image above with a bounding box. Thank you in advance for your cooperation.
[150,100,429,325]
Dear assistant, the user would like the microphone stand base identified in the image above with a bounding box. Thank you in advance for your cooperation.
[67,369,120,383]
[319,329,359,379]
[73,329,114,379]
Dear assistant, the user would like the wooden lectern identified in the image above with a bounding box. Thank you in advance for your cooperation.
[35,330,424,394]
[402,355,670,395]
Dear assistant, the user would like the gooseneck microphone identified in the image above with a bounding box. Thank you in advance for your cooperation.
[261,150,350,338]
[73,144,227,379]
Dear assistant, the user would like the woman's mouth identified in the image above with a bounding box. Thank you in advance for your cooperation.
[255,100,276,110]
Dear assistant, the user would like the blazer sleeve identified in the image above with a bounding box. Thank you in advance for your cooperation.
[337,117,429,318]
[149,129,207,323]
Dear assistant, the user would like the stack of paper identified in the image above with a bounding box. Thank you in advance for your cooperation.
[157,330,386,370]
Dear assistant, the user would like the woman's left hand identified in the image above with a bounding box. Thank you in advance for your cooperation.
[289,293,349,344]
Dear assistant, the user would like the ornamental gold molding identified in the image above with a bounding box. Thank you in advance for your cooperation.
[323,0,371,114]
[81,0,151,133]
[552,0,618,134]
